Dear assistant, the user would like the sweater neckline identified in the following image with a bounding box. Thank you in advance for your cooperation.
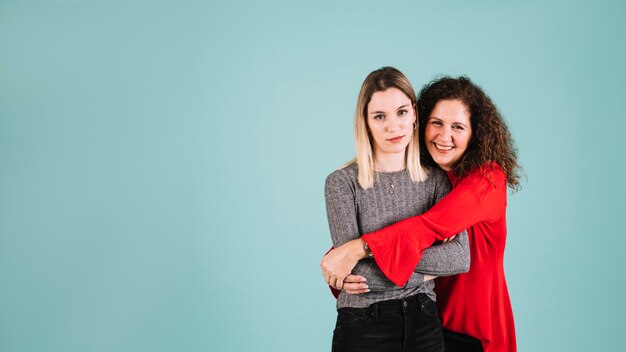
[375,168,406,176]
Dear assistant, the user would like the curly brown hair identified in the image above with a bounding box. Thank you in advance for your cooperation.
[417,76,521,190]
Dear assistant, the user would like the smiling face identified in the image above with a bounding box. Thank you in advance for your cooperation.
[366,88,416,161]
[424,99,472,171]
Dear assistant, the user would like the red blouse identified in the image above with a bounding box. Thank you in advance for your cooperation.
[361,163,516,352]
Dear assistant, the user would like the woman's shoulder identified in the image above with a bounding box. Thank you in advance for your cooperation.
[460,162,507,193]
[469,162,506,182]
[326,161,358,178]
[325,162,358,188]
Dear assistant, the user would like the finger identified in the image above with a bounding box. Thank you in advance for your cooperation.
[344,283,368,290]
[320,262,327,278]
[442,235,456,244]
[345,288,371,295]
[344,282,369,292]
[344,283,370,294]
[344,274,367,283]
[334,276,344,290]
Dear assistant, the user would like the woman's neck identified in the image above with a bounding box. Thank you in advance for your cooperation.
[373,152,405,172]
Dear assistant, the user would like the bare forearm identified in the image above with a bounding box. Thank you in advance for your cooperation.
[342,238,368,261]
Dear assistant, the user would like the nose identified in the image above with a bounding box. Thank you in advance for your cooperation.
[439,126,453,141]
[386,116,404,132]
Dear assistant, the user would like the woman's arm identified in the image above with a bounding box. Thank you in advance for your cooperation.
[362,163,507,286]
[321,169,367,289]
[343,230,469,294]
[413,230,470,276]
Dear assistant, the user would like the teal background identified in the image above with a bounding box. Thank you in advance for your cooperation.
[1,0,625,351]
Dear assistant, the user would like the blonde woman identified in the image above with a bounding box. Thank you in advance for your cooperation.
[323,67,469,352]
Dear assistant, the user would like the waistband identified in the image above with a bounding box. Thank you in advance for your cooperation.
[374,293,433,311]
[338,293,434,314]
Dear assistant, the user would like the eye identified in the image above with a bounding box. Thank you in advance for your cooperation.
[452,124,466,131]
[372,114,385,121]
[429,120,442,126]
[398,109,408,117]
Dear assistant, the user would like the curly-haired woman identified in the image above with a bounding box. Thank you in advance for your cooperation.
[321,76,521,352]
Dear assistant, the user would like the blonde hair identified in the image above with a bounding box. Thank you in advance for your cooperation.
[347,67,428,189]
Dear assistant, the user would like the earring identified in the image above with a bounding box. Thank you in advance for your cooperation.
[413,122,417,130]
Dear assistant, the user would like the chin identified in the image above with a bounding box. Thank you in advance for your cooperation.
[385,146,409,154]
[434,158,453,170]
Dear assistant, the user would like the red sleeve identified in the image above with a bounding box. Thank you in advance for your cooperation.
[361,163,507,286]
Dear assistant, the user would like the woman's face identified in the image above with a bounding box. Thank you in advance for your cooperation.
[424,99,472,171]
[366,88,416,159]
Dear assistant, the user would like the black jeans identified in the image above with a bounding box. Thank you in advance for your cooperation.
[443,329,483,352]
[332,293,444,352]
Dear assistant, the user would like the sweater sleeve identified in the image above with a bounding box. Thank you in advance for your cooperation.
[361,163,507,287]
[413,230,470,276]
[324,170,361,299]
[324,170,360,248]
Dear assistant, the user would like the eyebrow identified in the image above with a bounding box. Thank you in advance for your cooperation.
[369,104,410,115]
[429,116,470,128]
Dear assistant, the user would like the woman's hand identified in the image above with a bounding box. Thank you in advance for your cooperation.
[424,274,437,281]
[342,274,369,294]
[441,235,457,244]
[321,238,367,289]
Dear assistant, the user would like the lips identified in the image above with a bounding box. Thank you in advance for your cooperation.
[434,143,454,151]
[387,136,404,143]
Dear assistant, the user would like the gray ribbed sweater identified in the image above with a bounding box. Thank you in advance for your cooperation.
[325,163,470,308]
